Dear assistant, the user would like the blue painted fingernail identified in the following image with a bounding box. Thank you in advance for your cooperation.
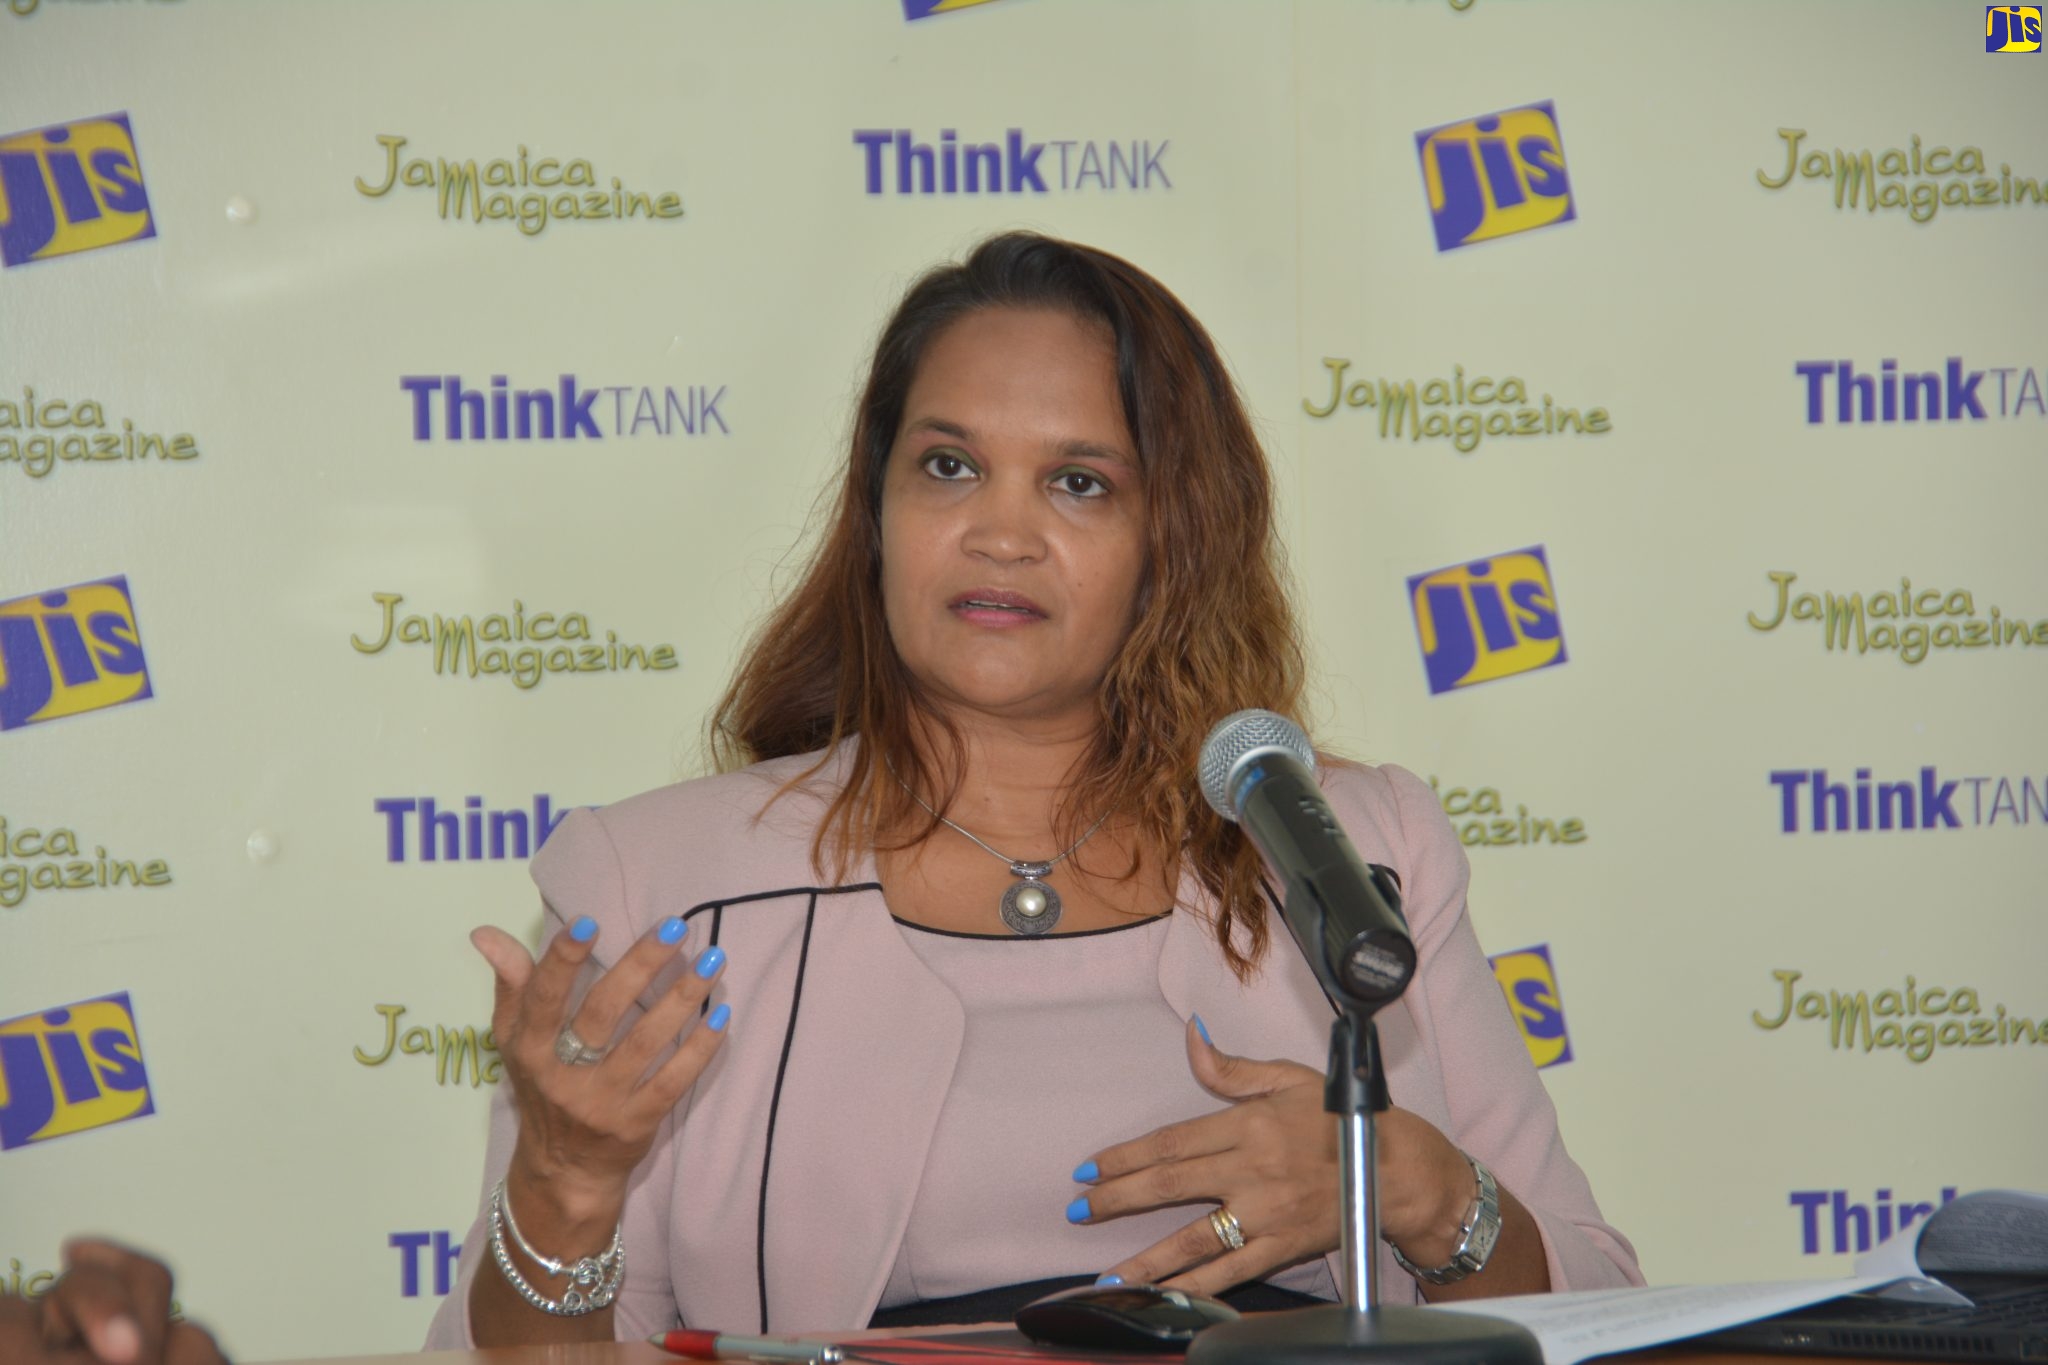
[1066,1196,1091,1224]
[658,916,686,945]
[1073,1160,1099,1182]
[695,945,726,979]
[570,916,598,943]
[1095,1274,1124,1286]
[707,1003,732,1032]
[1193,1014,1212,1045]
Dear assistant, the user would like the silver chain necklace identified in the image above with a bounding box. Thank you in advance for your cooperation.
[893,775,1113,935]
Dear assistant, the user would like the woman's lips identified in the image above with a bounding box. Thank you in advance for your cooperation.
[948,589,1046,627]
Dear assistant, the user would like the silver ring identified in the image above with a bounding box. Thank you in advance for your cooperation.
[1209,1206,1245,1252]
[554,1024,606,1067]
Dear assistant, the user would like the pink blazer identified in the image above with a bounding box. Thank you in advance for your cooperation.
[426,745,1640,1346]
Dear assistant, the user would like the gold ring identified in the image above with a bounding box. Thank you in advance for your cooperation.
[1209,1206,1245,1251]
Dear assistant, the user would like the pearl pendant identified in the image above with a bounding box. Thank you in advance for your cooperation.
[1000,861,1062,935]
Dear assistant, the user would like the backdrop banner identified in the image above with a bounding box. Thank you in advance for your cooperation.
[2,1,2042,1357]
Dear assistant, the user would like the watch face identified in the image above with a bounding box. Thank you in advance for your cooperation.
[1460,1224,1499,1270]
[1463,1164,1504,1270]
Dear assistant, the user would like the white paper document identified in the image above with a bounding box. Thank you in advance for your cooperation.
[1425,1187,2048,1364]
[1428,1276,1895,1365]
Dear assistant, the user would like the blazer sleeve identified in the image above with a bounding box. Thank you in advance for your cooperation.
[1378,763,1644,1291]
[423,807,685,1348]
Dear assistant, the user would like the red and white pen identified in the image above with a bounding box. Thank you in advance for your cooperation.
[650,1329,844,1363]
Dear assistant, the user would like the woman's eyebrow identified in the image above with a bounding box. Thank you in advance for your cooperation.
[1056,438,1133,470]
[903,416,974,442]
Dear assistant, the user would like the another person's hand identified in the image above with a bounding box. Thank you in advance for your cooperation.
[472,914,730,1221]
[1070,1020,1472,1293]
[0,1239,226,1365]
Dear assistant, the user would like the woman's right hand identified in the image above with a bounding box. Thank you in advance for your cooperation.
[1,1239,225,1365]
[472,914,730,1220]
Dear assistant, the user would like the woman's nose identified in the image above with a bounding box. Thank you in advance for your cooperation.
[959,472,1047,565]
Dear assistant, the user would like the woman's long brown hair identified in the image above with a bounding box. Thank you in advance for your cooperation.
[707,232,1307,978]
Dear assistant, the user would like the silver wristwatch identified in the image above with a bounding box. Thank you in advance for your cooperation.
[1391,1152,1501,1285]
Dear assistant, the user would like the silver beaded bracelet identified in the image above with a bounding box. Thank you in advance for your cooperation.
[487,1178,626,1316]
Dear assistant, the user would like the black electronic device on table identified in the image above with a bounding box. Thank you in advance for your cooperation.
[1691,1270,2048,1361]
[1014,1284,1241,1353]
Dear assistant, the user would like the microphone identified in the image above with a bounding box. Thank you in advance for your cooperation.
[1199,710,1416,1012]
[1189,713,1544,1365]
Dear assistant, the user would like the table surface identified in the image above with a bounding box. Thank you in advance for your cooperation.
[253,1339,1926,1365]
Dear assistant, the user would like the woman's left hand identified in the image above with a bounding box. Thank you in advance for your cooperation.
[1073,1020,1471,1293]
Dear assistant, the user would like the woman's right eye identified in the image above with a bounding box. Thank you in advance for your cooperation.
[921,451,975,480]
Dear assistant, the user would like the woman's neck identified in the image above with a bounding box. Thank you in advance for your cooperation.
[905,706,1103,847]
[877,706,1170,927]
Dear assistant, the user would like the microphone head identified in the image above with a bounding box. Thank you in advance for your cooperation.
[1199,709,1317,822]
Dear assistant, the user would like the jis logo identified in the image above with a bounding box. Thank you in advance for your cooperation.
[0,577,153,732]
[1406,547,1565,695]
[0,114,154,269]
[1491,945,1572,1069]
[1987,6,2042,51]
[0,994,155,1151]
[1415,101,1574,252]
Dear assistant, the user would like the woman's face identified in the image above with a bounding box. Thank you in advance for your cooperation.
[880,307,1146,727]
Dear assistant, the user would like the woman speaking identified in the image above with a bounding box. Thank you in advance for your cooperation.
[429,232,1641,1348]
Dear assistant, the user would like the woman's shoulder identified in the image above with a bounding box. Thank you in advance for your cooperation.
[1318,754,1438,838]
[532,743,857,900]
[599,744,849,834]
[1315,755,1460,886]
[1314,754,1471,948]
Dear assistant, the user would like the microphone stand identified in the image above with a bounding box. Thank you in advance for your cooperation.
[1331,1012,1391,1312]
[1187,906,1541,1364]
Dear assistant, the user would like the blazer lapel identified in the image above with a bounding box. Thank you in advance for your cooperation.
[752,881,966,1331]
[1156,869,1339,1070]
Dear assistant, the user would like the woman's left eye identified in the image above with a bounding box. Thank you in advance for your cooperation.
[1055,470,1109,498]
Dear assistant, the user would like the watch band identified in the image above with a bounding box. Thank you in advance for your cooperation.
[1390,1152,1501,1286]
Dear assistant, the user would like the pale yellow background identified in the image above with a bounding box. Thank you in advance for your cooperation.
[2,0,2044,1358]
